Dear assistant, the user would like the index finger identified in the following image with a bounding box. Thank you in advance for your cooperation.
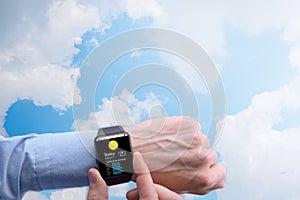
[134,152,158,200]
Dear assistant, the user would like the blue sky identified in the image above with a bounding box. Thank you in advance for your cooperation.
[4,24,295,136]
[1,0,300,200]
[221,28,296,114]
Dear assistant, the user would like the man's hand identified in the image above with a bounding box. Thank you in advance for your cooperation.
[127,152,183,200]
[87,152,183,200]
[126,116,226,195]
[87,169,108,200]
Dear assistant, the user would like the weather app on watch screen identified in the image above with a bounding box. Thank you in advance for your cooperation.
[95,132,133,185]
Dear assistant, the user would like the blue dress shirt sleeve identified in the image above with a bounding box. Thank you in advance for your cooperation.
[0,131,97,200]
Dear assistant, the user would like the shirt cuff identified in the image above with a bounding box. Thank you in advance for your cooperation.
[34,130,97,190]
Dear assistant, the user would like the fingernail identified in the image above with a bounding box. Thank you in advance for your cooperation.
[88,169,97,186]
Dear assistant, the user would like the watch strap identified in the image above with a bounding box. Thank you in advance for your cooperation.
[97,125,125,136]
[102,173,133,186]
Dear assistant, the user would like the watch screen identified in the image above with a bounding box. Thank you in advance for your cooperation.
[95,132,133,181]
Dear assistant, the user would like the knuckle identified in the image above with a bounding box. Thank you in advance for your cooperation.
[218,180,226,188]
[194,133,210,149]
[201,174,214,187]
[219,164,227,178]
[190,173,215,194]
[200,149,214,162]
[207,150,218,163]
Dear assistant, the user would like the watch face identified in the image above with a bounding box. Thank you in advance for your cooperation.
[95,132,133,182]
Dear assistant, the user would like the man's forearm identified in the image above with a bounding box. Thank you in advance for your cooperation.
[0,116,225,200]
[0,132,97,200]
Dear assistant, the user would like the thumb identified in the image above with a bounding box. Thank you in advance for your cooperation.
[87,168,108,200]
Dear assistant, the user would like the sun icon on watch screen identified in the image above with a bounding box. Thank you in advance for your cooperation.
[108,140,118,151]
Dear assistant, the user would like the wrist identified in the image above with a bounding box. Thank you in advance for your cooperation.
[124,125,167,154]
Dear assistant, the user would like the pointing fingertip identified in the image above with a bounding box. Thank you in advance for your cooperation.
[133,152,148,174]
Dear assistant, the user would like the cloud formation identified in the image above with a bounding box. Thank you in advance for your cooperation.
[158,0,300,60]
[2,0,299,199]
[22,176,133,200]
[153,1,300,199]
[0,0,100,135]
[5,0,165,198]
[0,64,81,135]
[22,191,48,200]
[217,74,300,199]
[74,89,165,130]
[0,0,164,136]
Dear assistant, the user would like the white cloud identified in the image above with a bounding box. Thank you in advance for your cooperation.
[50,187,88,200]
[108,183,131,197]
[49,184,130,200]
[43,0,100,65]
[0,0,99,136]
[0,0,165,136]
[120,0,166,24]
[3,0,300,199]
[157,0,300,60]
[22,191,48,200]
[217,74,300,199]
[154,1,300,199]
[283,13,300,44]
[166,53,210,94]
[97,0,166,29]
[74,89,165,130]
[0,0,100,69]
[156,1,228,58]
[0,65,80,110]
[23,183,131,200]
[0,64,81,136]
[289,45,300,71]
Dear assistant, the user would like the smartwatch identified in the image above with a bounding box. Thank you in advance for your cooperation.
[94,126,133,186]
